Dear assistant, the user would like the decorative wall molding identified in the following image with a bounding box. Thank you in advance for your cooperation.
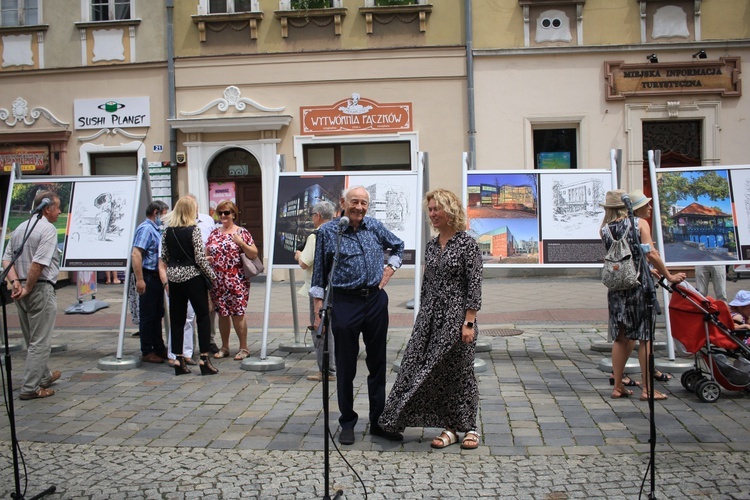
[77,128,147,142]
[0,97,69,128]
[180,86,285,116]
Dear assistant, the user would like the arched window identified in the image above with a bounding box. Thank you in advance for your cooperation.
[207,148,261,180]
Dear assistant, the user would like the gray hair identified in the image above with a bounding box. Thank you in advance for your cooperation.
[342,185,370,202]
[312,201,335,221]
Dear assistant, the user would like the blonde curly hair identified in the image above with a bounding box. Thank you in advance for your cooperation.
[423,188,467,232]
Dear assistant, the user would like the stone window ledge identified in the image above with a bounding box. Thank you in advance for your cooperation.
[274,8,347,38]
[0,24,49,35]
[74,19,141,30]
[359,4,432,34]
[191,12,264,42]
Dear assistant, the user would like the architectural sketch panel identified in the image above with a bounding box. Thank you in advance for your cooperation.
[539,172,610,240]
[355,174,416,250]
[64,179,138,268]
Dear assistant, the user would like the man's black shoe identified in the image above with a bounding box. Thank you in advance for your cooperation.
[339,428,355,445]
[370,424,403,441]
[209,343,220,354]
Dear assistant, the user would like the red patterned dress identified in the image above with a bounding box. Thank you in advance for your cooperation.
[206,227,253,317]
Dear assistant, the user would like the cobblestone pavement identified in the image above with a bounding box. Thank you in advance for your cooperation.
[1,275,750,498]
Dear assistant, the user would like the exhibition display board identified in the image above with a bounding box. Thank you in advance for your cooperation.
[464,169,617,267]
[271,171,422,268]
[1,174,140,270]
[650,163,750,266]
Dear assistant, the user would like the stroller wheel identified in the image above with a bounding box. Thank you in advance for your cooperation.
[682,370,702,392]
[695,379,721,403]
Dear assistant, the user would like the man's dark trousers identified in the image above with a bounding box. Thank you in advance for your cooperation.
[331,288,389,430]
[139,270,166,356]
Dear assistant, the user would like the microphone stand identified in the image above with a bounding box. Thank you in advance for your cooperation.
[316,223,345,500]
[1,211,56,499]
[625,199,661,499]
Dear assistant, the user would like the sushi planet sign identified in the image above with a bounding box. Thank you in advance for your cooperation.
[74,97,151,129]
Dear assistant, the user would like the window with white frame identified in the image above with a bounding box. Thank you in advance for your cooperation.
[91,0,131,22]
[209,0,257,13]
[0,0,39,26]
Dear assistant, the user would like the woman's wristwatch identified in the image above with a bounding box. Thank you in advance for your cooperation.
[464,320,474,328]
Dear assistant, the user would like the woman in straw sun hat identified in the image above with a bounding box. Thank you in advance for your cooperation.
[600,189,686,401]
[628,188,681,384]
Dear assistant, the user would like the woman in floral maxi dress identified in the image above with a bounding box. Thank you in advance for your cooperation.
[379,188,483,450]
[205,200,258,361]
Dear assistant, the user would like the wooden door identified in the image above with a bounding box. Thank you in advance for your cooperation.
[237,181,264,257]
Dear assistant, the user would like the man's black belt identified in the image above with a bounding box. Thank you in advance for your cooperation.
[333,286,379,297]
[19,279,55,286]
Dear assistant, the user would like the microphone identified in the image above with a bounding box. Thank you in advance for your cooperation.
[338,216,350,230]
[621,194,633,216]
[30,198,52,215]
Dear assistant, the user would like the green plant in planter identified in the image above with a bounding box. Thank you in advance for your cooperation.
[375,0,416,5]
[291,0,331,9]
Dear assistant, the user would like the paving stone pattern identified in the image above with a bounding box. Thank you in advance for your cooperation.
[1,276,749,498]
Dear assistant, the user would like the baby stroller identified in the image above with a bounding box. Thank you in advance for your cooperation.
[666,281,750,402]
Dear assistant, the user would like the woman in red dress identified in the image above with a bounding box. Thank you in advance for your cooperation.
[205,200,258,360]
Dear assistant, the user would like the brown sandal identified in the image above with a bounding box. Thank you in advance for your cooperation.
[19,387,55,400]
[611,388,633,399]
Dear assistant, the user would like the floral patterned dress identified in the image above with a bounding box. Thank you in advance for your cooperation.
[205,227,253,317]
[378,231,483,434]
[602,217,653,341]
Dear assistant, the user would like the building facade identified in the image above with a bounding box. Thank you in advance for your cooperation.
[0,0,170,211]
[2,0,748,267]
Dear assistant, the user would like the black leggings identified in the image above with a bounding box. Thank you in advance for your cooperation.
[168,275,211,355]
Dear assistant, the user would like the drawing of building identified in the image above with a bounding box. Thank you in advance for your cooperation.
[555,178,603,214]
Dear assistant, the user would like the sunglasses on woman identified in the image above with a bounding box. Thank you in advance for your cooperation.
[217,210,233,216]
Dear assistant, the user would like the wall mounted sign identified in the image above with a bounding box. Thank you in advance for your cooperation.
[300,94,412,135]
[604,57,741,100]
[0,145,50,174]
[74,97,151,129]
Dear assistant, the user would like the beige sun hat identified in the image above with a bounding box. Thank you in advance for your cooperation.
[628,189,652,211]
[600,189,626,208]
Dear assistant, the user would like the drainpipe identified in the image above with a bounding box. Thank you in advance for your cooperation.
[465,0,476,170]
[166,0,177,166]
